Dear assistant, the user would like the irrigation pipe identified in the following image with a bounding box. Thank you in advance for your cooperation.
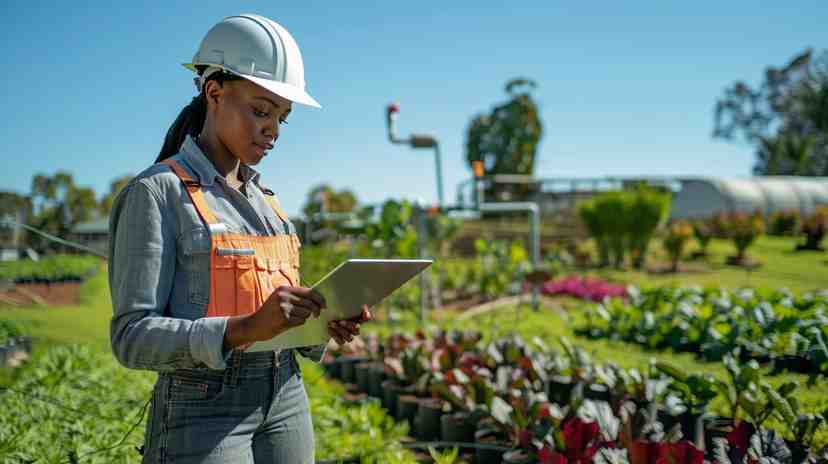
[0,220,108,259]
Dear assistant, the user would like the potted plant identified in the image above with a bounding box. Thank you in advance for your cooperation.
[691,220,712,259]
[662,220,693,273]
[655,361,718,448]
[384,344,430,422]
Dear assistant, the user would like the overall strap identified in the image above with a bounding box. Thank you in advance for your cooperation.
[161,159,220,226]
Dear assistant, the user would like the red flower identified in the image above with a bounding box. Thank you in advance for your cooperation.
[655,441,704,464]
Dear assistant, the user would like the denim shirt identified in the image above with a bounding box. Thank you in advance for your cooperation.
[109,135,325,372]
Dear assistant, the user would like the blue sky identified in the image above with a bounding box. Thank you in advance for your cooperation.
[1,1,826,215]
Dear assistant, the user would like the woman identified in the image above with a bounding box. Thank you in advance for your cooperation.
[108,14,367,463]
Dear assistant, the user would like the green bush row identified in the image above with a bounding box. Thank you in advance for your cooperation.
[0,254,100,283]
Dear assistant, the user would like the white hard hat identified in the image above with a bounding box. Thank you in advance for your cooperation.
[184,14,321,108]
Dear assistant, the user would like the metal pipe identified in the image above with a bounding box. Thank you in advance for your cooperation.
[385,103,444,208]
[474,179,542,310]
[433,143,444,207]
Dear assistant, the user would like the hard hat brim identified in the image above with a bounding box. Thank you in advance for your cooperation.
[243,73,322,109]
[182,63,322,109]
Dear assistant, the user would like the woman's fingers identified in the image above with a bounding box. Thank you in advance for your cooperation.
[288,287,326,310]
[278,289,322,318]
[360,306,373,322]
[327,322,350,344]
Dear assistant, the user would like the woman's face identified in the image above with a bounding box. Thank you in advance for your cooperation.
[206,78,293,166]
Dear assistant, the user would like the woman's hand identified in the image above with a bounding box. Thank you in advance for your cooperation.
[327,305,373,345]
[225,286,326,349]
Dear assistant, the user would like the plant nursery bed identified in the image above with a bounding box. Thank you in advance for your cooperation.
[0,282,82,306]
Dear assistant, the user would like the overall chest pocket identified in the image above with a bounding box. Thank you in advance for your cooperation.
[213,247,260,317]
[254,257,298,303]
[179,226,211,306]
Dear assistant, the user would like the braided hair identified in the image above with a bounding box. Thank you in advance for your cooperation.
[155,68,243,162]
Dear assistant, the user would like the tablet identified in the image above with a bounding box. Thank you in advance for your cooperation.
[247,258,433,351]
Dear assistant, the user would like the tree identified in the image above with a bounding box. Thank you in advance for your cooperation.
[99,175,133,216]
[29,172,99,252]
[301,184,358,218]
[466,78,543,201]
[0,191,33,247]
[713,49,828,175]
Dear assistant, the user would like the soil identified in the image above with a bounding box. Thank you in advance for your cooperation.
[0,282,82,306]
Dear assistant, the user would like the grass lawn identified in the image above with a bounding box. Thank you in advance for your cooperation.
[577,236,827,294]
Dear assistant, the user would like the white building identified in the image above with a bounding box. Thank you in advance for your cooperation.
[671,177,828,220]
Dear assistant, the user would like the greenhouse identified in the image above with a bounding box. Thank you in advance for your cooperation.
[670,176,828,219]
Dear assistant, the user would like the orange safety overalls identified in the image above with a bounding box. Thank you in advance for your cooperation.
[163,159,300,344]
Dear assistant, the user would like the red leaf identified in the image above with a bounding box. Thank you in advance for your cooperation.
[628,441,660,464]
[518,429,532,448]
[726,421,755,460]
[539,404,551,419]
[655,441,704,464]
[563,418,600,462]
[539,445,567,464]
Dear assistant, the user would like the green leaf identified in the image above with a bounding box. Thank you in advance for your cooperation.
[655,361,688,383]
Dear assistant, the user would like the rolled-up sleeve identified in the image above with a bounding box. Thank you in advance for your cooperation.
[108,179,230,371]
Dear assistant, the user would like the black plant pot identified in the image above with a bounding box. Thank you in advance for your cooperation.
[785,439,810,464]
[440,411,475,444]
[501,449,533,464]
[321,359,342,380]
[474,428,508,464]
[774,355,813,374]
[583,383,611,402]
[545,375,574,406]
[704,416,735,455]
[414,398,445,441]
[381,379,401,413]
[657,408,680,434]
[354,362,372,393]
[678,411,707,449]
[339,356,367,384]
[368,363,386,399]
[397,394,420,430]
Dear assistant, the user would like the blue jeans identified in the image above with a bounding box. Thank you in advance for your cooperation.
[141,349,314,463]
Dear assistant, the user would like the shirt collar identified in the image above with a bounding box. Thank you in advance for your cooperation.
[180,135,261,187]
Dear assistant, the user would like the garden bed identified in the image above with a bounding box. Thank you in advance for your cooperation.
[0,282,83,306]
[322,327,828,463]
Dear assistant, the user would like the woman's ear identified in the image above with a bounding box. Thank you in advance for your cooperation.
[203,80,225,111]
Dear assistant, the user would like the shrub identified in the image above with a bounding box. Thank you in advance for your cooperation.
[768,209,800,236]
[662,220,694,272]
[577,187,670,269]
[722,212,766,263]
[577,201,608,267]
[798,206,828,251]
[708,212,730,238]
[692,221,713,256]
[627,186,671,269]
